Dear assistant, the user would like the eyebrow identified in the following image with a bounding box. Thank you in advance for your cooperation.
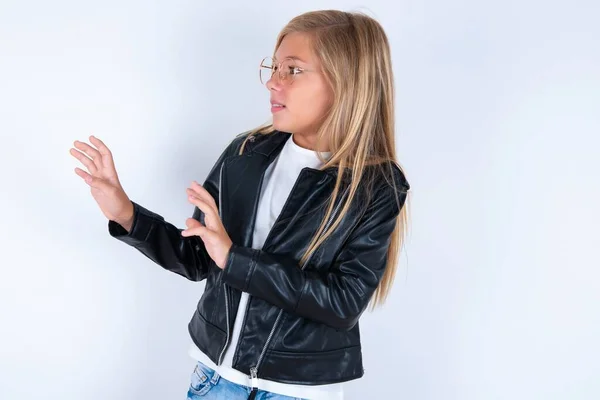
[274,55,307,63]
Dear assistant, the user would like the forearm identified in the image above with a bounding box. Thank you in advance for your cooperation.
[222,243,381,330]
[221,181,404,330]
[109,201,211,281]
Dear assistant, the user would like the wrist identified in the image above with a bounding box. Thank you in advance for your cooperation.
[115,202,135,232]
[220,243,234,270]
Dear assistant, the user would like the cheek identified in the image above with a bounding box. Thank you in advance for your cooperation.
[292,84,332,120]
[273,79,333,132]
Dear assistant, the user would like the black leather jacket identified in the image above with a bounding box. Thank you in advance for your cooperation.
[108,130,409,385]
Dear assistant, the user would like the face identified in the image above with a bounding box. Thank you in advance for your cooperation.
[266,32,333,138]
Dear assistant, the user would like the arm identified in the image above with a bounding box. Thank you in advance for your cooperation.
[221,174,409,330]
[108,133,248,281]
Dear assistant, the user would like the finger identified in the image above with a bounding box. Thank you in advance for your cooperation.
[181,224,210,238]
[74,167,92,183]
[190,181,217,209]
[89,135,111,155]
[187,194,216,216]
[89,135,116,170]
[75,167,104,187]
[73,140,103,171]
[187,194,219,225]
[70,148,98,174]
[186,187,210,204]
[187,186,218,212]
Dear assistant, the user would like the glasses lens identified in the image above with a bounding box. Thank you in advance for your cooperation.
[279,59,299,84]
[260,57,274,85]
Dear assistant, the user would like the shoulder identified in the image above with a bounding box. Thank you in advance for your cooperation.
[364,160,410,196]
[225,130,253,155]
[384,161,410,192]
[218,129,257,158]
[357,161,410,217]
[224,128,286,156]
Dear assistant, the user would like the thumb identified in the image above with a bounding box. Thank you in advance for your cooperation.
[186,218,202,229]
[182,224,212,240]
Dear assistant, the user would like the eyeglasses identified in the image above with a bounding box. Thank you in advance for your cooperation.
[259,56,315,86]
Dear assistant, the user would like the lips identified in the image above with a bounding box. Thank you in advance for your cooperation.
[271,103,286,113]
[270,100,286,107]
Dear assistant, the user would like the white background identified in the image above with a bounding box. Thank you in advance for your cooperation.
[1,0,598,399]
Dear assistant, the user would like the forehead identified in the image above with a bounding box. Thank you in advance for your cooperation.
[274,32,316,65]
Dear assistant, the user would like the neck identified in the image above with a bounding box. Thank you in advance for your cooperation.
[292,133,330,153]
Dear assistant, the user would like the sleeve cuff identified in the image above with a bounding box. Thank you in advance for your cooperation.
[107,201,158,246]
[222,244,258,292]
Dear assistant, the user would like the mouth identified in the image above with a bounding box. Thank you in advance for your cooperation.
[271,103,286,113]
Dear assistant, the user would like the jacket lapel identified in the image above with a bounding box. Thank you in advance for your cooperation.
[219,131,336,248]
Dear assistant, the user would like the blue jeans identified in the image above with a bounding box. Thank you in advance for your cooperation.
[186,361,305,400]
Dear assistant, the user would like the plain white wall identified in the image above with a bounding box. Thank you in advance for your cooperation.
[1,0,598,399]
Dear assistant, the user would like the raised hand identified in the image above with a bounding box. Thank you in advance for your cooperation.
[70,135,134,231]
[182,181,233,269]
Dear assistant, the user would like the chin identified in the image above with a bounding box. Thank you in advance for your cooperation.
[272,119,293,133]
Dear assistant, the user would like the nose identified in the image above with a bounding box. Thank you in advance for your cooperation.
[266,74,283,92]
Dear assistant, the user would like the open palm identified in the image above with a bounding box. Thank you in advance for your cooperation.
[70,135,133,224]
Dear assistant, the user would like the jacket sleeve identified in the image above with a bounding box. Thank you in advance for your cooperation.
[221,176,409,330]
[107,133,247,281]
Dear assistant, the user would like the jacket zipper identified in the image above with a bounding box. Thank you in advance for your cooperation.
[216,162,231,366]
[231,166,310,365]
[246,183,351,399]
[217,154,268,366]
[216,135,257,366]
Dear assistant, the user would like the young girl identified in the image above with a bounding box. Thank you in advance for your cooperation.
[70,9,410,400]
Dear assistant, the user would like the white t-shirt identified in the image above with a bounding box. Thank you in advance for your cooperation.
[188,134,344,400]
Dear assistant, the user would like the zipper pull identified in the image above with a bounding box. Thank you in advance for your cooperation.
[247,367,259,400]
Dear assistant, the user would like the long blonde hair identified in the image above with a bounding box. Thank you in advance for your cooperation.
[240,10,410,309]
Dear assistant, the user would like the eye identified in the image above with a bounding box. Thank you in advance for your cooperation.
[288,66,303,76]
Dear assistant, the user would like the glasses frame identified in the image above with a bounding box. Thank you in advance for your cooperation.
[259,56,315,86]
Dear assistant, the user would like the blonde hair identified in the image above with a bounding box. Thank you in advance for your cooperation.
[240,10,410,309]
